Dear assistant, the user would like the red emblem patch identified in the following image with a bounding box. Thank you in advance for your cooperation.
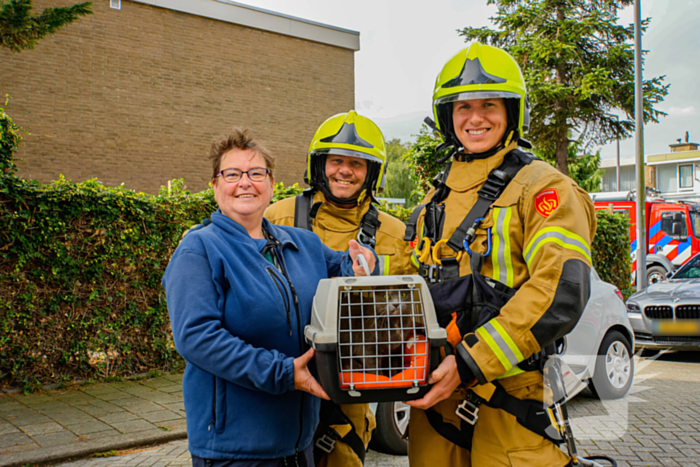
[535,189,560,218]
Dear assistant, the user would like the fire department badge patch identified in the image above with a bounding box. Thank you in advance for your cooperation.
[535,189,560,217]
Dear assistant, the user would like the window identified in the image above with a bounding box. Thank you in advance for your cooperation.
[110,0,121,9]
[679,164,693,189]
[660,211,687,238]
[690,211,700,238]
[657,164,677,193]
[672,252,700,279]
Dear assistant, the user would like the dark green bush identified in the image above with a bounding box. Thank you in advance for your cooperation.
[592,211,631,295]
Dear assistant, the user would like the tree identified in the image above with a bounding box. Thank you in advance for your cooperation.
[532,142,603,193]
[382,138,420,207]
[404,126,445,200]
[0,0,92,53]
[459,0,669,176]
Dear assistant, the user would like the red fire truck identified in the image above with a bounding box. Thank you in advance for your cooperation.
[590,191,700,286]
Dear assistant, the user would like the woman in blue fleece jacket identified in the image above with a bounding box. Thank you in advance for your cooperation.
[162,128,376,467]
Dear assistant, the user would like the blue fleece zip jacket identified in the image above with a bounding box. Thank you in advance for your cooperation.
[163,211,376,460]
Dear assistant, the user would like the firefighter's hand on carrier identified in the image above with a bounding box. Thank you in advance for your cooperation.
[348,240,376,276]
[406,355,461,410]
[294,348,330,400]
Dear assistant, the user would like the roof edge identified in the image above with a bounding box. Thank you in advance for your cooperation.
[128,0,360,50]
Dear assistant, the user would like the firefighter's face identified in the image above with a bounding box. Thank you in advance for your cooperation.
[325,154,367,201]
[452,98,508,154]
[212,149,274,225]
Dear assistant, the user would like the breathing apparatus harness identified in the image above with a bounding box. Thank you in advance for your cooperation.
[292,187,378,463]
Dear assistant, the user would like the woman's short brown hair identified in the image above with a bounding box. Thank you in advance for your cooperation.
[209,128,275,178]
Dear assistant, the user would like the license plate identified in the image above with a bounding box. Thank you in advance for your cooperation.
[652,320,700,336]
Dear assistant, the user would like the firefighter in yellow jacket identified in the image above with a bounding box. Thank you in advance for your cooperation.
[265,111,415,466]
[404,43,597,466]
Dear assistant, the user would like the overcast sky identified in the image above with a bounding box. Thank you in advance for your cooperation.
[243,0,700,161]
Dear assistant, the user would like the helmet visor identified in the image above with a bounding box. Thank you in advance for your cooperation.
[310,148,384,165]
[434,91,521,106]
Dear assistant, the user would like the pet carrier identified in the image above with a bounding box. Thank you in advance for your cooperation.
[305,275,447,404]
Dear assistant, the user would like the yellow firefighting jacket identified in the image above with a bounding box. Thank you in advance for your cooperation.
[265,191,414,276]
[413,142,596,385]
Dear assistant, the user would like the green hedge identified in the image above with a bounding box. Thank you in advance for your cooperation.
[592,210,632,296]
[0,174,308,391]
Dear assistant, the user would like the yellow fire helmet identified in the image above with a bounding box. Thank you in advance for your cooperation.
[432,42,530,153]
[307,111,387,204]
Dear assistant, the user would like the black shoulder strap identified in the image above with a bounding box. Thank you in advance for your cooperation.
[403,161,453,243]
[446,149,537,252]
[358,203,381,248]
[404,203,427,242]
[294,189,315,231]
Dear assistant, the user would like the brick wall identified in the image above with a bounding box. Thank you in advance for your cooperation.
[0,0,355,193]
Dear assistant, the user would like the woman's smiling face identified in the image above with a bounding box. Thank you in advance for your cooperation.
[452,97,508,154]
[212,148,274,225]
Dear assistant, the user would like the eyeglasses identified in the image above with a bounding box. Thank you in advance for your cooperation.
[216,167,270,183]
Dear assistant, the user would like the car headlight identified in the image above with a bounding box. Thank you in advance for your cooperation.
[626,301,641,314]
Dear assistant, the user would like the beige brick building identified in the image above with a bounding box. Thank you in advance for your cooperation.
[1,0,358,193]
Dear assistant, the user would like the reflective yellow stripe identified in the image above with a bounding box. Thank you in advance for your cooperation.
[414,224,425,255]
[491,207,514,287]
[476,319,524,373]
[382,255,390,276]
[411,253,420,268]
[496,366,526,379]
[524,227,591,269]
[491,319,524,361]
[476,327,510,371]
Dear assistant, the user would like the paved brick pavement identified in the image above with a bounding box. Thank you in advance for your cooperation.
[0,375,187,467]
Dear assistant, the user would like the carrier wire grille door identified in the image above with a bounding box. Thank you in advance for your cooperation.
[338,287,428,389]
[305,276,447,404]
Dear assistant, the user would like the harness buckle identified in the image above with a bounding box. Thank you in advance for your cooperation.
[357,227,376,248]
[315,433,337,454]
[455,399,480,425]
[428,264,439,283]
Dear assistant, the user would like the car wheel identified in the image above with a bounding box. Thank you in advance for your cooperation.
[368,401,409,455]
[589,330,634,400]
[646,265,667,285]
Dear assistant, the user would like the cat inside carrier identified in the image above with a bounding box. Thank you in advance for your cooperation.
[304,275,447,404]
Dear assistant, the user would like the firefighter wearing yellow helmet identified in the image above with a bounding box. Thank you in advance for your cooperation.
[265,111,415,466]
[403,42,596,466]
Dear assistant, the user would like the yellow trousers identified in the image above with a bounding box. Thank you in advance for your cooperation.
[408,371,570,467]
[316,403,376,467]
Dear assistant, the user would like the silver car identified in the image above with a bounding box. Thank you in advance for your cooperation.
[369,268,635,455]
[626,252,700,351]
